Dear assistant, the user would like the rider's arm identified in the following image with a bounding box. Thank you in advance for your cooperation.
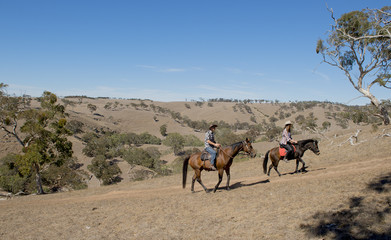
[207,140,220,148]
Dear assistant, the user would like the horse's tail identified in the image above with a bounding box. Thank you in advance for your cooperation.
[263,150,270,174]
[182,155,190,189]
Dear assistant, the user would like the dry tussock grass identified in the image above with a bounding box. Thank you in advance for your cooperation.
[1,125,391,239]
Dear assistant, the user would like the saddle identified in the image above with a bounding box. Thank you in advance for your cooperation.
[200,149,219,161]
[279,145,296,157]
[200,149,219,171]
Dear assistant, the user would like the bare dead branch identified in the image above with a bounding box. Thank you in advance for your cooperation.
[338,129,367,147]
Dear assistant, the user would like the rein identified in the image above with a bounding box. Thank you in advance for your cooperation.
[219,141,246,159]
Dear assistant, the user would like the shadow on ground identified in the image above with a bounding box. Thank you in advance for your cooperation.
[300,172,391,239]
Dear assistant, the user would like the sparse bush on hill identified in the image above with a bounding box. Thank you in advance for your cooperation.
[138,132,162,145]
[123,148,156,169]
[163,133,185,155]
[61,98,76,107]
[104,102,112,109]
[87,155,122,185]
[87,103,97,114]
[336,117,349,129]
[183,134,203,147]
[185,103,191,109]
[265,124,283,142]
[322,121,331,130]
[215,128,246,146]
[195,101,204,107]
[42,158,88,192]
[296,112,318,131]
[0,154,29,194]
[160,124,167,137]
[82,131,162,158]
[66,120,84,134]
[269,116,278,123]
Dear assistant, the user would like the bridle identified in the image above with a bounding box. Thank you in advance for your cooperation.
[219,141,251,159]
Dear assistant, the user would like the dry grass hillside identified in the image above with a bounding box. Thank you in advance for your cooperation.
[1,98,391,239]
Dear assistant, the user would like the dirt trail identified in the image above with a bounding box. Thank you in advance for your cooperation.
[1,156,390,240]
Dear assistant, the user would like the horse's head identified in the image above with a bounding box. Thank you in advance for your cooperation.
[243,138,256,158]
[297,139,320,155]
[309,140,320,155]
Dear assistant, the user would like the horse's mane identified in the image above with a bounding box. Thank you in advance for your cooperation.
[297,139,317,147]
[229,141,244,150]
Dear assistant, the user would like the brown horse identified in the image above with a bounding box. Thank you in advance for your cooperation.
[183,138,256,193]
[263,139,320,177]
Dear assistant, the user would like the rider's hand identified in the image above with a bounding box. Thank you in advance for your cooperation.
[215,143,221,148]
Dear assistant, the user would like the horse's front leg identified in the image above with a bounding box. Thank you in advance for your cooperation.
[294,158,300,173]
[299,157,307,172]
[225,167,231,191]
[213,169,224,193]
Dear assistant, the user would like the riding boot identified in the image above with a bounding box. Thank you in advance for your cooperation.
[210,161,217,171]
[283,156,288,163]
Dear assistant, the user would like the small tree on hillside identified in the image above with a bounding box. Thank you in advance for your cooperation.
[87,103,97,114]
[163,133,185,155]
[317,6,391,124]
[1,85,74,194]
[160,124,167,137]
[87,155,121,185]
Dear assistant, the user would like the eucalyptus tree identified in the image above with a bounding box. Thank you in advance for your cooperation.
[317,6,391,124]
[1,84,73,194]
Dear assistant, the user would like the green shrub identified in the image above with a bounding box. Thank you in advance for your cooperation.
[160,124,167,137]
[42,158,88,191]
[183,135,203,147]
[0,154,29,194]
[66,119,84,134]
[163,133,185,155]
[216,128,242,146]
[87,155,122,185]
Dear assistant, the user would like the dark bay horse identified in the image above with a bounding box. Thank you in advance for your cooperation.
[183,138,256,193]
[263,139,320,177]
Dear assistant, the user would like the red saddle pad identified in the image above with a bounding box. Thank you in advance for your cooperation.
[279,145,296,157]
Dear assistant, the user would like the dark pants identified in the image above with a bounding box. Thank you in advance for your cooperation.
[280,143,294,158]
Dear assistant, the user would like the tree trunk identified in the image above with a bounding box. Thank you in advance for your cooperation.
[34,164,45,194]
[380,106,390,125]
[359,88,390,125]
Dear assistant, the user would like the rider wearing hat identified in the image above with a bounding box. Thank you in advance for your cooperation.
[280,121,297,163]
[204,124,221,171]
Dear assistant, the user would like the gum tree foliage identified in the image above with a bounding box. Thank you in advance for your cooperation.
[160,124,167,137]
[81,131,161,158]
[0,84,74,194]
[317,6,391,124]
[0,154,28,194]
[123,147,161,169]
[87,155,121,185]
[162,133,185,155]
[87,103,97,114]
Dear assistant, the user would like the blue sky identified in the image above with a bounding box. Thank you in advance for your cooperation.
[1,0,390,104]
